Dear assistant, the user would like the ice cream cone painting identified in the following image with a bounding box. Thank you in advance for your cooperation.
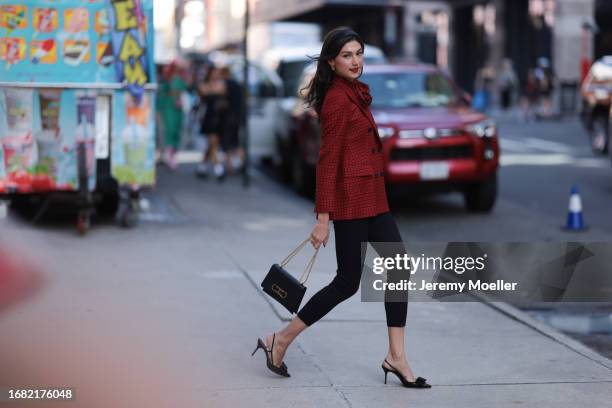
[30,39,57,64]
[0,5,27,33]
[63,39,90,66]
[0,37,26,64]
[94,9,110,36]
[96,41,113,66]
[64,8,88,33]
[33,8,58,33]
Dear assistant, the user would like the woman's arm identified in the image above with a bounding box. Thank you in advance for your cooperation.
[310,94,349,249]
[314,94,348,215]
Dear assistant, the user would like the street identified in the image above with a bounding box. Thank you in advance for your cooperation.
[257,116,612,242]
[386,116,612,242]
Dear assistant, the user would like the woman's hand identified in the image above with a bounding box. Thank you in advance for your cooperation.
[310,214,330,249]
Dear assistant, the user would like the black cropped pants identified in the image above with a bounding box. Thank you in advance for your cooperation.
[297,211,408,327]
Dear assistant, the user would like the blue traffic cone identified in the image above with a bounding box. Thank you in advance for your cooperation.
[563,185,588,231]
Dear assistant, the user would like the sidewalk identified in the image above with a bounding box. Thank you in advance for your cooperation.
[151,164,612,407]
[1,163,611,407]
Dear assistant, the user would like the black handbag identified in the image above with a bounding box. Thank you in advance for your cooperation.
[261,238,319,314]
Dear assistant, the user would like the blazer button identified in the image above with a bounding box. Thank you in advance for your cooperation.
[379,172,384,177]
[368,128,373,133]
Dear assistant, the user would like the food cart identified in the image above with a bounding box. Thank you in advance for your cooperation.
[0,0,156,234]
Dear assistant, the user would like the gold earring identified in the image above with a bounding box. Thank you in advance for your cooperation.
[331,65,335,71]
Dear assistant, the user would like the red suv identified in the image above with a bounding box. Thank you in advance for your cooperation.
[285,63,500,212]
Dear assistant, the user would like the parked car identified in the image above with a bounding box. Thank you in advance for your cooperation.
[580,56,612,155]
[287,62,500,212]
[262,43,385,173]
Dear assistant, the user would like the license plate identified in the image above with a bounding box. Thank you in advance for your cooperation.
[419,162,449,180]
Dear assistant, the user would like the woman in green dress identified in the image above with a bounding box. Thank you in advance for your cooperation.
[157,61,187,170]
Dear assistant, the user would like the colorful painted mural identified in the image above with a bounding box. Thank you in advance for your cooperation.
[0,0,155,193]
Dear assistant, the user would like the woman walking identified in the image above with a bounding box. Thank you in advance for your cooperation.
[196,66,227,181]
[252,27,431,389]
[219,66,245,175]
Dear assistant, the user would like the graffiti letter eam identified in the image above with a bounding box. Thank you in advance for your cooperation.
[119,33,146,85]
[119,32,143,61]
[111,0,138,31]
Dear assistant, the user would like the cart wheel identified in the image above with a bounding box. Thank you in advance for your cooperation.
[119,207,138,228]
[116,187,140,229]
[77,211,90,236]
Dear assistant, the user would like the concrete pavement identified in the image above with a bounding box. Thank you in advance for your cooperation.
[1,163,611,407]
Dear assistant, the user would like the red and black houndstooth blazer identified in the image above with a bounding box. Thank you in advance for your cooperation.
[314,75,389,221]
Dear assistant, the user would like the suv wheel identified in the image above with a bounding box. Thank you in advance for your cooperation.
[464,173,497,213]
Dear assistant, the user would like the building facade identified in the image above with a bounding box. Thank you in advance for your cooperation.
[197,0,604,110]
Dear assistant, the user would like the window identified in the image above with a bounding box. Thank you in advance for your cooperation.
[363,72,457,109]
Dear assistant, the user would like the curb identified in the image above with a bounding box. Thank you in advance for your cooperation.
[483,299,612,370]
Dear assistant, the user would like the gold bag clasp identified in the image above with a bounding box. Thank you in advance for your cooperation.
[272,284,287,299]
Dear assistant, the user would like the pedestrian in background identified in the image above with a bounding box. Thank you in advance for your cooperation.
[187,62,211,151]
[535,57,555,119]
[156,60,188,170]
[196,66,227,181]
[219,66,244,175]
[472,66,494,113]
[521,69,539,122]
[498,58,518,112]
[251,26,431,389]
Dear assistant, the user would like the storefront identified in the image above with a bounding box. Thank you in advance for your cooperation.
[250,0,405,58]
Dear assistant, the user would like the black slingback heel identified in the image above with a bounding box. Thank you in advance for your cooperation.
[251,333,290,377]
[382,359,431,388]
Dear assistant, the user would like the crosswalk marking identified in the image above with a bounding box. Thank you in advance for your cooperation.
[500,136,576,154]
[498,135,607,168]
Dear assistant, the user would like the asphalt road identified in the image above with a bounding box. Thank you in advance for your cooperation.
[260,116,612,241]
[387,116,612,242]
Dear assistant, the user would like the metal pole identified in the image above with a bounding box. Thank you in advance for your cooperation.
[242,0,250,188]
[175,0,183,54]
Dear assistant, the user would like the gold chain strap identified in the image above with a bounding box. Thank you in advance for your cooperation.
[279,238,310,267]
[298,247,319,285]
[279,238,319,285]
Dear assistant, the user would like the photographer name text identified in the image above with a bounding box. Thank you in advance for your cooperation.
[373,279,518,292]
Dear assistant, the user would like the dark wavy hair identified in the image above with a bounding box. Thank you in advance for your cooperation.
[301,27,365,115]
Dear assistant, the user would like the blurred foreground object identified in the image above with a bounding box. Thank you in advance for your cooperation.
[0,246,196,408]
[0,248,44,312]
